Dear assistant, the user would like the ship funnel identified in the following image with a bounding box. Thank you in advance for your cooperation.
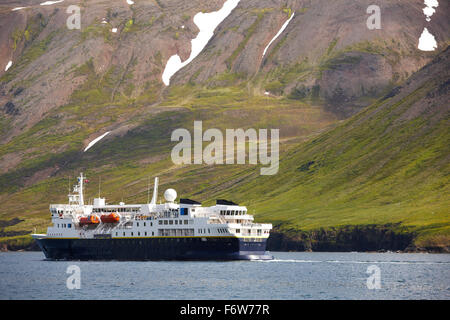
[150,177,158,204]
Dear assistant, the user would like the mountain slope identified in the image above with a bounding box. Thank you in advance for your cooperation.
[0,0,449,250]
[207,46,450,250]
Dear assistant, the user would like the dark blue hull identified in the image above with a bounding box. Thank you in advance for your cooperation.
[34,237,273,261]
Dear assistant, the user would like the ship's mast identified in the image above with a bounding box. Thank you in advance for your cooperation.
[68,172,85,206]
[79,172,84,205]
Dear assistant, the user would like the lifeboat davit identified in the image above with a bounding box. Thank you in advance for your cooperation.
[79,215,100,226]
[100,213,120,223]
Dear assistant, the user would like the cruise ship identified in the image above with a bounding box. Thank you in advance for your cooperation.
[32,173,273,260]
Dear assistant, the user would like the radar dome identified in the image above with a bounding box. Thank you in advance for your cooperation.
[164,189,177,202]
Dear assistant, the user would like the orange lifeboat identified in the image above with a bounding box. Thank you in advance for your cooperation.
[79,215,100,226]
[100,213,120,223]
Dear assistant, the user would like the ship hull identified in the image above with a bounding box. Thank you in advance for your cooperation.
[34,237,273,261]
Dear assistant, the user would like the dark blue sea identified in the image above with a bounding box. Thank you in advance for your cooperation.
[0,251,449,300]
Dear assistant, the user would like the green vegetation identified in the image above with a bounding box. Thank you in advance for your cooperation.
[209,78,449,249]
[0,4,448,253]
[225,12,265,69]
[1,31,56,83]
[282,8,292,18]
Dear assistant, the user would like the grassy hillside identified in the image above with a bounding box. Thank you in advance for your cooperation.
[208,47,450,249]
[0,1,449,251]
[1,48,449,250]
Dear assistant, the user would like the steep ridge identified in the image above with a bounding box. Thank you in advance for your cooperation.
[211,46,450,251]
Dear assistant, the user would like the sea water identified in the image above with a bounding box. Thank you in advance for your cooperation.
[0,251,449,300]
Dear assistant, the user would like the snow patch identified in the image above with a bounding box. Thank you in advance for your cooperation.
[418,1,439,51]
[418,27,437,51]
[84,132,110,152]
[162,0,240,86]
[40,0,64,6]
[262,12,295,58]
[423,0,439,21]
[12,7,26,11]
[112,28,118,33]
[5,61,12,72]
[126,0,134,4]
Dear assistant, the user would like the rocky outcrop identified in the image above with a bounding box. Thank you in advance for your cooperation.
[267,224,416,252]
[1,0,449,141]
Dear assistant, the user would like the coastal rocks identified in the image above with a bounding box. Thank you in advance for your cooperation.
[266,224,416,252]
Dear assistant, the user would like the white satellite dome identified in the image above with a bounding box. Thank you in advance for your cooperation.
[164,188,177,202]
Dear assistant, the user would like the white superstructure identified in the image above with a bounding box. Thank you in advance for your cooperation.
[39,173,272,242]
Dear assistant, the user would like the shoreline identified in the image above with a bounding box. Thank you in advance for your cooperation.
[1,225,448,254]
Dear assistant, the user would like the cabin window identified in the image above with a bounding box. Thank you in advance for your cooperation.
[236,229,240,233]
[184,220,188,225]
[164,220,168,225]
[123,232,125,236]
[169,220,173,225]
[138,232,140,236]
[145,232,147,236]
[136,222,139,227]
[68,224,71,228]
[159,220,162,225]
[144,222,146,227]
[175,220,178,225]
[131,232,133,236]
